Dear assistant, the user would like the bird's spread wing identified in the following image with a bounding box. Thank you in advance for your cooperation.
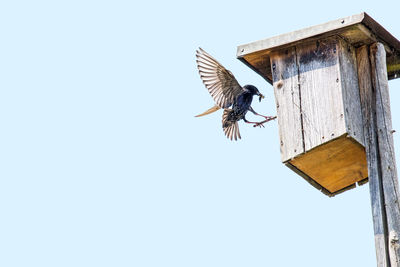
[222,109,241,141]
[196,48,243,108]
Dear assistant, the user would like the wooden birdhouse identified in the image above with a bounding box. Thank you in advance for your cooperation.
[237,13,400,196]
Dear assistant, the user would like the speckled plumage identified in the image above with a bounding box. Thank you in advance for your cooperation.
[195,48,276,140]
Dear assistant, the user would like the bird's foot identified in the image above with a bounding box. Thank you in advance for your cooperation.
[252,116,277,128]
[253,122,265,128]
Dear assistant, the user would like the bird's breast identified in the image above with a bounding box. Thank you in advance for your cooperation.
[234,93,253,110]
[229,92,253,120]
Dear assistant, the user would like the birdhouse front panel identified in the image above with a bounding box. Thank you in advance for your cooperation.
[270,36,368,196]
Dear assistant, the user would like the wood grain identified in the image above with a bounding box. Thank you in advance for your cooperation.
[270,37,368,196]
[270,47,304,162]
[337,37,365,146]
[289,134,368,194]
[237,12,400,84]
[296,37,346,151]
[370,43,400,266]
[357,43,396,267]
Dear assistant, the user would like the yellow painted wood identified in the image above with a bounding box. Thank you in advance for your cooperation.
[289,135,368,194]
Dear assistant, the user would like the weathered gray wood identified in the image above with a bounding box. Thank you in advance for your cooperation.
[270,47,304,162]
[357,44,390,267]
[337,37,365,146]
[238,13,366,57]
[237,12,400,84]
[269,37,368,195]
[296,37,346,151]
[370,43,400,266]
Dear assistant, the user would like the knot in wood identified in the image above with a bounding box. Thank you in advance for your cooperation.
[276,80,283,89]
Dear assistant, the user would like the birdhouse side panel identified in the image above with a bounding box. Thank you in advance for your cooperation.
[337,37,365,146]
[270,47,304,162]
[296,38,347,152]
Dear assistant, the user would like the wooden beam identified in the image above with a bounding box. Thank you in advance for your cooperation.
[357,44,390,266]
[238,13,366,57]
[370,43,400,266]
[357,43,400,266]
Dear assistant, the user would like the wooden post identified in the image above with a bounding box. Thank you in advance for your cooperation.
[357,42,400,266]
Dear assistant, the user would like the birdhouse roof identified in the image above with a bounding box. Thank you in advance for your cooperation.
[237,12,400,84]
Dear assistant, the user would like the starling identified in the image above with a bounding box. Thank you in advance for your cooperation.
[195,48,276,140]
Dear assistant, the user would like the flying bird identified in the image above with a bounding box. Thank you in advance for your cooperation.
[195,48,276,140]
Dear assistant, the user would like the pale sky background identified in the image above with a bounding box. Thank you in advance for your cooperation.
[1,1,400,266]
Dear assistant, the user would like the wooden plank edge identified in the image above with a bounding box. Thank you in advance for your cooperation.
[332,183,357,195]
[286,162,359,197]
[237,12,400,58]
[237,13,365,58]
[285,162,334,197]
[237,56,273,84]
[358,177,369,186]
[361,13,400,52]
[285,133,367,197]
[237,13,400,81]
[361,13,400,80]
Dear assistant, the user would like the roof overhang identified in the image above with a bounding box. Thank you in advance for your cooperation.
[237,12,400,84]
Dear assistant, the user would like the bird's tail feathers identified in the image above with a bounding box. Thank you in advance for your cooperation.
[195,105,221,117]
[222,109,241,141]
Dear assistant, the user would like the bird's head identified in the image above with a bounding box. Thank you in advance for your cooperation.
[244,85,265,102]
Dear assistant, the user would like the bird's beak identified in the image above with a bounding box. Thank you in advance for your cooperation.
[258,93,265,102]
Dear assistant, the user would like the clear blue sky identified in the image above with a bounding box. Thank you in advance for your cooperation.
[1,1,400,266]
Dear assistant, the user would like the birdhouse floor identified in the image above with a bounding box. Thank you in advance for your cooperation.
[286,134,368,196]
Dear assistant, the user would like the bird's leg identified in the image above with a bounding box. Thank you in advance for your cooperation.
[252,116,277,128]
[249,107,277,121]
[247,107,277,127]
[243,117,265,128]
